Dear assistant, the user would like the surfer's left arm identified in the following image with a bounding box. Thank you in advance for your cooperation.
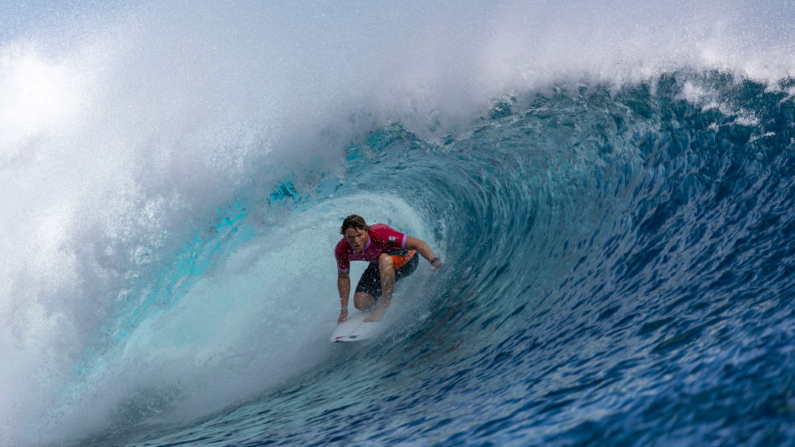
[405,236,443,271]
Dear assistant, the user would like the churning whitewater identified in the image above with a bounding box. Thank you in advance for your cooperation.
[1,1,795,446]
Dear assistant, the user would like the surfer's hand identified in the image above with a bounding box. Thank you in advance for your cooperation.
[431,258,443,271]
[338,309,348,324]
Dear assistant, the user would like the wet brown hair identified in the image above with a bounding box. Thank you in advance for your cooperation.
[340,215,369,235]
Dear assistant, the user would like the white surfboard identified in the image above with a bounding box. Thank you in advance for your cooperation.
[331,311,385,342]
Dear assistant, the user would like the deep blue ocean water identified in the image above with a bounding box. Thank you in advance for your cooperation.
[1,2,795,446]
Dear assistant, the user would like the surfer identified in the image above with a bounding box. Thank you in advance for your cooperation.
[335,215,442,323]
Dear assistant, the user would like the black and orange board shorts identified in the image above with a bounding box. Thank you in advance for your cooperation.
[355,249,419,298]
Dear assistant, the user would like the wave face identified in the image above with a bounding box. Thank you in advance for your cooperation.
[1,1,795,446]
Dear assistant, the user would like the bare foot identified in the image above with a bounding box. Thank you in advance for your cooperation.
[363,309,385,322]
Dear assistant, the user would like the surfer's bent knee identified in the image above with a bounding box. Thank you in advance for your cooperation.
[378,253,394,271]
[354,292,375,310]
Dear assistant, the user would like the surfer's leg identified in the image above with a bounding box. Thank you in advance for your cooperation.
[354,263,381,310]
[365,253,396,322]
[379,253,396,302]
[353,292,376,310]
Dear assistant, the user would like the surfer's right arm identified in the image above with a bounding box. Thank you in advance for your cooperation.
[337,270,350,323]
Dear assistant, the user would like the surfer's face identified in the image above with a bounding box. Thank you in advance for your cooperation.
[345,227,368,252]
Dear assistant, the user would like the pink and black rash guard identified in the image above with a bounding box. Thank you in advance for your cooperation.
[335,224,407,272]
